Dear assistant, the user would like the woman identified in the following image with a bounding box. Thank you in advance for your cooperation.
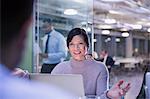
[51,28,130,98]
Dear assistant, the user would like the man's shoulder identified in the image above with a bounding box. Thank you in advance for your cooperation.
[1,76,54,98]
[107,55,112,58]
[53,30,65,38]
[107,56,115,61]
[2,75,75,99]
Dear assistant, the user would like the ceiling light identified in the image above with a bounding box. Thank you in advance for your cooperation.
[93,39,97,42]
[124,23,142,29]
[73,0,85,4]
[81,21,92,25]
[64,9,78,15]
[122,32,129,37]
[146,23,150,26]
[109,10,119,14]
[105,37,111,42]
[107,37,111,41]
[134,48,138,52]
[136,21,145,24]
[116,38,120,42]
[131,24,142,29]
[102,30,110,35]
[147,28,150,32]
[98,25,112,29]
[120,28,128,31]
[109,10,124,15]
[104,19,116,24]
[140,18,147,21]
[101,0,124,2]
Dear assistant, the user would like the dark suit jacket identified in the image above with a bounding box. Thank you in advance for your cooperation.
[137,64,150,99]
[96,56,115,67]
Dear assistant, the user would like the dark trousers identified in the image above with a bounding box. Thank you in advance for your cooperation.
[41,63,58,73]
[107,67,111,73]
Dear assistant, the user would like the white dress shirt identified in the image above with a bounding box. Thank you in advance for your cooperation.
[42,29,67,64]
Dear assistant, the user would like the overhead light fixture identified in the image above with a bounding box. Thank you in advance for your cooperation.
[146,23,150,26]
[140,18,147,21]
[147,28,150,32]
[109,10,119,14]
[105,37,111,42]
[120,28,128,31]
[130,24,142,29]
[115,38,120,42]
[134,48,139,53]
[81,21,92,25]
[73,0,85,4]
[98,25,112,29]
[93,39,97,42]
[109,10,124,15]
[101,0,124,2]
[102,30,110,35]
[124,23,142,29]
[122,32,129,37]
[136,21,145,24]
[104,19,116,24]
[64,9,78,15]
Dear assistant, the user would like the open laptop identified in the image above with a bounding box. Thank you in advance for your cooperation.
[29,73,85,97]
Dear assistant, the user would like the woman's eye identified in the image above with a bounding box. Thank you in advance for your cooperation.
[79,43,83,44]
[79,43,85,46]
[69,43,74,47]
[69,43,73,46]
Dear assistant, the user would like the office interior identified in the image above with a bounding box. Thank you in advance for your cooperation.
[20,0,150,99]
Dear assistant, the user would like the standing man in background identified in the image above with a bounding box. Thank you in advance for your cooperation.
[40,19,67,73]
[97,50,115,73]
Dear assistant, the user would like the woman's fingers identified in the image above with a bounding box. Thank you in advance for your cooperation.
[117,80,124,88]
[116,80,131,96]
[121,83,131,95]
[123,83,131,92]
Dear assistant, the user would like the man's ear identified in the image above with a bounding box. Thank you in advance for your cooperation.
[17,17,32,48]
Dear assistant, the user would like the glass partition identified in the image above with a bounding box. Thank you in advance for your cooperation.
[33,0,93,72]
[30,1,150,98]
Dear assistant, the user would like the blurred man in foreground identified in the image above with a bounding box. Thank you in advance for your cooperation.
[0,0,76,99]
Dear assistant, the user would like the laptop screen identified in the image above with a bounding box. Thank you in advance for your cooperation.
[29,73,85,97]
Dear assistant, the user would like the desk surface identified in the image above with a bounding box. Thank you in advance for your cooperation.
[115,57,143,64]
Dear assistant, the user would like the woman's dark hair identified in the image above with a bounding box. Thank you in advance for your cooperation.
[67,28,89,48]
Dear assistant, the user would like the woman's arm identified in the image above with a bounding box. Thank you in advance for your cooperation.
[96,64,109,96]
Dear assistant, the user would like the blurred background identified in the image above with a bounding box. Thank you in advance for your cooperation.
[20,0,150,98]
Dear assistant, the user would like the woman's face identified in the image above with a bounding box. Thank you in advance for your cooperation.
[68,35,87,61]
